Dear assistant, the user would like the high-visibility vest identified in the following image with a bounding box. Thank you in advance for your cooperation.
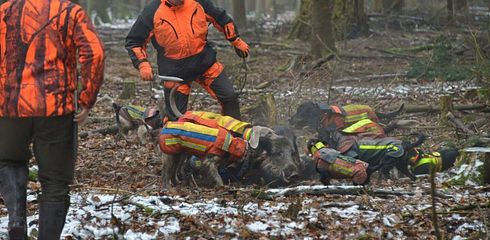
[413,152,442,172]
[159,111,252,159]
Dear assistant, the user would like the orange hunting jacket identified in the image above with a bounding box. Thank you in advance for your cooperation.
[0,0,105,117]
[125,0,239,81]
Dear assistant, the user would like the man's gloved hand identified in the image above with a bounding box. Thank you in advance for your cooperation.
[138,61,153,81]
[231,38,249,58]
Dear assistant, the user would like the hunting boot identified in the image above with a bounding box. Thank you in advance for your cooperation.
[38,199,70,240]
[0,165,28,240]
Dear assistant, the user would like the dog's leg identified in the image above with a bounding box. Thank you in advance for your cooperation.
[161,154,175,189]
[203,156,224,187]
[395,163,416,181]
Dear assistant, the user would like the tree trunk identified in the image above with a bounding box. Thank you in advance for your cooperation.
[288,0,312,40]
[93,0,111,24]
[311,0,335,59]
[71,0,80,4]
[232,0,247,28]
[373,0,403,14]
[447,0,469,23]
[332,0,368,40]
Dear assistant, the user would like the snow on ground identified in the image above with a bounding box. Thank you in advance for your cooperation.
[1,183,487,239]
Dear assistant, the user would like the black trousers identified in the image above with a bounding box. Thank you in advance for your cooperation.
[164,70,241,121]
[0,114,75,202]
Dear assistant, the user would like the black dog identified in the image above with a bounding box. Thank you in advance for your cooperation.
[319,130,425,181]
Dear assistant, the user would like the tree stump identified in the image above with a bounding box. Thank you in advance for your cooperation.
[244,94,277,126]
[446,147,490,185]
[119,81,136,99]
[439,95,454,126]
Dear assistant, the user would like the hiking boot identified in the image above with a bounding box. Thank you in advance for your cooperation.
[38,200,69,240]
[0,165,28,240]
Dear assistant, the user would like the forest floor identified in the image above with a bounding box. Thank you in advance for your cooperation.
[1,14,490,239]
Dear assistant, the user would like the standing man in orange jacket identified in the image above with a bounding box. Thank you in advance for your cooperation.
[125,0,249,121]
[0,0,105,239]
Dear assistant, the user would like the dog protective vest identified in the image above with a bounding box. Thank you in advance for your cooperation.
[310,142,369,185]
[159,111,253,159]
[412,152,442,172]
[319,104,385,136]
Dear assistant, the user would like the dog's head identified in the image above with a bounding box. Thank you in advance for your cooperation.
[289,101,323,131]
[244,126,301,187]
[391,133,426,180]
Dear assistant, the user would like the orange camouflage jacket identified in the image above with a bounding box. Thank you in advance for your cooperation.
[0,0,105,117]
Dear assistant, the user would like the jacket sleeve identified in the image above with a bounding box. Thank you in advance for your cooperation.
[72,6,105,109]
[125,0,159,69]
[197,0,240,42]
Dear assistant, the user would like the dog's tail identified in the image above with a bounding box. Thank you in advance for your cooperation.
[376,103,404,120]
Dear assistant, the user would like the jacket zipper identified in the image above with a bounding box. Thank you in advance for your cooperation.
[190,8,198,35]
[160,19,178,39]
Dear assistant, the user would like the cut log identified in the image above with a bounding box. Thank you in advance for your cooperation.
[446,147,490,185]
[119,81,136,99]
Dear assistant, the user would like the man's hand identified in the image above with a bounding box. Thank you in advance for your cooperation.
[231,38,249,58]
[74,107,90,124]
[138,61,153,81]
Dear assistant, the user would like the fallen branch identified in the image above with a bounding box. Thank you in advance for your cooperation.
[79,124,119,138]
[403,104,488,113]
[446,112,475,134]
[334,73,407,84]
[262,185,414,198]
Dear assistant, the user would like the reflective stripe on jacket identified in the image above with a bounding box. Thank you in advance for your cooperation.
[0,0,105,117]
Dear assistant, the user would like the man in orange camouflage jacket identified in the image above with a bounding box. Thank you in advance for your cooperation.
[125,0,249,121]
[0,0,105,239]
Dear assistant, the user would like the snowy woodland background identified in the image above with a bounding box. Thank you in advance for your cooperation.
[1,0,490,239]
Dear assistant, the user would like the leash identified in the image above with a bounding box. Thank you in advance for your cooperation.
[237,57,249,96]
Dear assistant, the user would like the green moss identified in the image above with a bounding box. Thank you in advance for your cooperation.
[407,36,472,82]
[28,169,38,182]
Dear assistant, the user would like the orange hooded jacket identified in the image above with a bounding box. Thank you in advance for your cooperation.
[0,0,105,117]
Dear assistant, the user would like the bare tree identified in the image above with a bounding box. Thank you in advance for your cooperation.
[289,0,312,40]
[311,0,336,59]
[233,0,247,28]
[333,0,369,39]
[447,0,469,23]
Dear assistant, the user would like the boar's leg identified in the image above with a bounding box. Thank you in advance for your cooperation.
[203,156,224,187]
